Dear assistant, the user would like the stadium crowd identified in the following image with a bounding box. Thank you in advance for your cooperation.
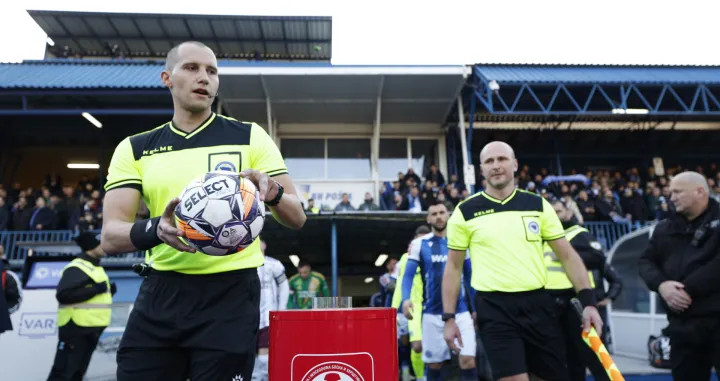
[325,162,720,226]
[2,162,720,232]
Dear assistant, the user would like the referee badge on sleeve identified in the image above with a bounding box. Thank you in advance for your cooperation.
[590,241,603,250]
[522,216,542,242]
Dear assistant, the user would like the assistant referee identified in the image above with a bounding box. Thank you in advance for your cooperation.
[441,141,602,381]
[101,41,306,381]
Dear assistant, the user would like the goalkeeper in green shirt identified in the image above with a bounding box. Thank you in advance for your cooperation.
[392,225,430,381]
[287,260,330,309]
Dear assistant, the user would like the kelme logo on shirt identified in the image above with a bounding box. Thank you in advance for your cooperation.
[473,208,495,217]
[142,145,173,156]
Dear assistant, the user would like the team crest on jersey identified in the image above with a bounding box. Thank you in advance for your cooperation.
[208,152,242,173]
[527,221,540,234]
[301,362,365,381]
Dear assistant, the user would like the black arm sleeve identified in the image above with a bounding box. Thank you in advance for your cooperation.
[570,231,607,271]
[603,263,624,300]
[56,268,101,305]
[638,226,668,292]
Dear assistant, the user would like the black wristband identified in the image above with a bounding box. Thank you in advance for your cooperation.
[266,181,284,207]
[441,313,456,322]
[577,288,597,308]
[130,216,163,251]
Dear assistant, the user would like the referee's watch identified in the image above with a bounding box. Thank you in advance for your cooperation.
[265,180,284,207]
[441,313,456,322]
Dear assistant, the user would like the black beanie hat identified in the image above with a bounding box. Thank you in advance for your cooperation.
[74,232,101,252]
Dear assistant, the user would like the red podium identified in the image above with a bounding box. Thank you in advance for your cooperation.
[269,307,398,381]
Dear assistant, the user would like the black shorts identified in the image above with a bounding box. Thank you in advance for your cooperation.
[257,326,270,350]
[117,268,260,381]
[475,288,569,381]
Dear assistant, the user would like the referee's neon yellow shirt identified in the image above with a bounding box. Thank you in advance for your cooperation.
[391,253,423,310]
[447,189,566,292]
[104,113,288,275]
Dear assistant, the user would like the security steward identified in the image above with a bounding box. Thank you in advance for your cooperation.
[47,232,116,381]
[639,171,720,381]
[546,200,610,381]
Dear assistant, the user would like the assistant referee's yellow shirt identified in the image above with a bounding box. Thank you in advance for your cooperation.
[104,113,288,275]
[447,189,565,292]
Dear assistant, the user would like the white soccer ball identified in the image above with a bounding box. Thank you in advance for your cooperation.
[174,170,265,255]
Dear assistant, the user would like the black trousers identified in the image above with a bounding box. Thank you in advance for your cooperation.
[116,268,260,381]
[47,326,103,381]
[551,293,610,381]
[667,317,720,381]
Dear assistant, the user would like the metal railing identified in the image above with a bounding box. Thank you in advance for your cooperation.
[0,230,144,266]
[583,221,654,250]
[0,220,653,265]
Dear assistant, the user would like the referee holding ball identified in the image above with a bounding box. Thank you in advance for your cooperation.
[441,141,603,381]
[101,41,306,381]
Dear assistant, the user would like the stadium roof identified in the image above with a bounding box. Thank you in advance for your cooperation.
[474,64,720,85]
[0,61,469,124]
[465,64,720,120]
[27,10,332,61]
[218,63,470,123]
[0,60,162,89]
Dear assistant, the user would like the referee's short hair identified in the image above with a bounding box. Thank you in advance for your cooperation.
[414,225,431,237]
[165,41,213,71]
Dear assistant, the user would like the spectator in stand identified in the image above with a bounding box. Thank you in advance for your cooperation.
[620,187,647,222]
[30,197,56,230]
[357,192,379,211]
[448,173,464,192]
[426,164,445,186]
[404,168,422,187]
[576,190,596,222]
[305,198,319,214]
[11,197,32,231]
[596,189,629,223]
[334,193,355,212]
[402,186,425,212]
[0,196,8,231]
[436,192,455,211]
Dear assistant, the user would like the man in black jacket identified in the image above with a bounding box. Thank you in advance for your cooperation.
[639,171,720,381]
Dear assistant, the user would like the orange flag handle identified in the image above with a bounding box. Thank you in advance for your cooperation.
[571,298,626,381]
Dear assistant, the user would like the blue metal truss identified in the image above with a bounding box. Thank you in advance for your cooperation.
[471,67,720,116]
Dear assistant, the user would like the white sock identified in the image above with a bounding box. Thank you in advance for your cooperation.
[258,354,269,381]
[251,356,262,381]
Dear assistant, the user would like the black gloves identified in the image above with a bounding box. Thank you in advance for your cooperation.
[93,281,108,293]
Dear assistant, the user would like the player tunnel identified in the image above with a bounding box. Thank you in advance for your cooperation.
[259,211,427,303]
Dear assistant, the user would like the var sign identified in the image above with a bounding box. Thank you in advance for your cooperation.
[19,312,57,338]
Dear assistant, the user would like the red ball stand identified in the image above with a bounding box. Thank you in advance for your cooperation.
[269,307,398,381]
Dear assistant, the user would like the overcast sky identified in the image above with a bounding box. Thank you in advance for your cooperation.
[0,0,717,66]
